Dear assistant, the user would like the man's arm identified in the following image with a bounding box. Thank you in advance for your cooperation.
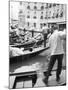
[59,29,66,39]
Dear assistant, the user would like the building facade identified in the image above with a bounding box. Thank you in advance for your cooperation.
[18,1,66,31]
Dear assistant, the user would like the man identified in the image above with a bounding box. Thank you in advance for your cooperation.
[42,26,49,47]
[43,24,66,86]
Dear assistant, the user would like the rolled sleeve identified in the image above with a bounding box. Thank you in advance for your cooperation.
[59,30,66,39]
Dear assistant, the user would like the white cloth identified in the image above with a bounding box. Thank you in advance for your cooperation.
[48,29,66,55]
[34,33,43,40]
[10,47,24,57]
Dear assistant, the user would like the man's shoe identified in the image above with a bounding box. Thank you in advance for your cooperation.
[43,78,48,86]
[44,72,52,76]
[56,76,60,82]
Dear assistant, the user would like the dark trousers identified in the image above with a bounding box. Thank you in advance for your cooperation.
[44,34,47,47]
[46,54,63,79]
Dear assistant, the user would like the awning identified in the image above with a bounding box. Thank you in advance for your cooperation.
[57,21,66,25]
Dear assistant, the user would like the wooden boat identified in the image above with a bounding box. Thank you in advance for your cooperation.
[10,39,44,50]
[10,46,49,63]
[10,30,44,49]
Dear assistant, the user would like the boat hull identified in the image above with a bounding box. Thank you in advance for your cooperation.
[10,47,49,63]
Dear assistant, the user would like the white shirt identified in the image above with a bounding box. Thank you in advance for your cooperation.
[48,29,66,55]
[42,26,48,34]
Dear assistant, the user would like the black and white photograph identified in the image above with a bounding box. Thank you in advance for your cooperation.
[9,0,66,89]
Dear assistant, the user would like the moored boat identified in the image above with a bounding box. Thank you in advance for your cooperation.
[10,46,49,63]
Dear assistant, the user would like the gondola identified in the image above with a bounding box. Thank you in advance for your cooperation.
[10,39,44,50]
[10,46,49,63]
[10,29,44,50]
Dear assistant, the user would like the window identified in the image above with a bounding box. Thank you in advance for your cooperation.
[53,4,56,7]
[27,15,30,18]
[48,11,51,18]
[27,22,29,27]
[27,11,30,13]
[34,6,37,9]
[19,10,23,14]
[40,16,43,19]
[48,16,50,19]
[34,23,36,27]
[41,6,44,10]
[40,23,43,29]
[34,11,36,14]
[41,12,43,14]
[56,13,58,18]
[52,13,55,18]
[20,1,22,5]
[45,3,48,8]
[43,23,46,26]
[60,11,63,17]
[34,2,37,4]
[49,4,52,8]
[27,5,30,9]
[57,4,60,6]
[33,16,37,19]
[45,12,48,19]
[45,17,47,19]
